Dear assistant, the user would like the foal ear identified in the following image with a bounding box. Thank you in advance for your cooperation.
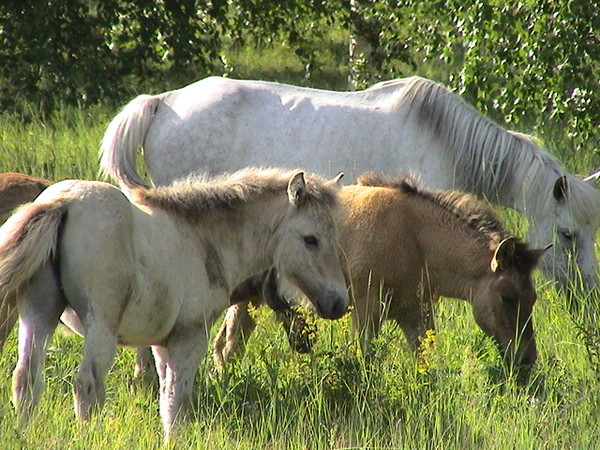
[288,172,307,207]
[326,172,344,186]
[553,176,568,202]
[527,243,553,267]
[491,237,517,272]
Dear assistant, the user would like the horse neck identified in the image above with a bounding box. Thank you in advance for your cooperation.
[200,196,287,284]
[494,158,554,222]
[416,220,491,301]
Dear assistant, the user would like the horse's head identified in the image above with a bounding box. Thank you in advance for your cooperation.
[528,176,600,296]
[271,172,349,320]
[471,238,548,368]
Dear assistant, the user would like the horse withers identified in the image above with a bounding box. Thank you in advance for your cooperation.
[0,172,52,353]
[0,168,349,439]
[215,174,548,369]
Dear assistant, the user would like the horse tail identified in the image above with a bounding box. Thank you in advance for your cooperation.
[0,201,67,299]
[99,94,160,189]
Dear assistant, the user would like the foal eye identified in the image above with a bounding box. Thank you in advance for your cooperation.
[559,230,574,241]
[303,235,319,249]
[501,295,515,305]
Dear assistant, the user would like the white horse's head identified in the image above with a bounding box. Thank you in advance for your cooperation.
[528,175,600,295]
[271,172,349,320]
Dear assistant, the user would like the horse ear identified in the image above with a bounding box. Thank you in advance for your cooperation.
[288,172,307,207]
[527,243,553,267]
[491,237,517,272]
[583,169,600,187]
[553,176,568,202]
[326,172,344,186]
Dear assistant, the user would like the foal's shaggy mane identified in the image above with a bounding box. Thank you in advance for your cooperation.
[357,172,506,240]
[132,167,338,222]
[357,171,542,273]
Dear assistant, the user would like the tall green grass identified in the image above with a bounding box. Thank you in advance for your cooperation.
[0,105,111,181]
[0,101,599,449]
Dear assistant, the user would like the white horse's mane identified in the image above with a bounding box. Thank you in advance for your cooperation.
[132,167,338,221]
[394,77,600,220]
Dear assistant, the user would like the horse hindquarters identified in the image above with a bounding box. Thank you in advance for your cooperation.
[0,202,67,421]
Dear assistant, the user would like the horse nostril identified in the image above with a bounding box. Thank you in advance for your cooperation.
[329,295,348,320]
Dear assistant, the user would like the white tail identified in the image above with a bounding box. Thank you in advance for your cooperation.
[99,94,160,189]
[0,202,67,297]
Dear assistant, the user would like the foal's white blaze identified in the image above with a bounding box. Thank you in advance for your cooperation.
[100,76,600,293]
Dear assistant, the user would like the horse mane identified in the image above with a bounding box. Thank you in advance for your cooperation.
[131,167,338,222]
[358,171,543,272]
[392,77,600,221]
[358,171,507,242]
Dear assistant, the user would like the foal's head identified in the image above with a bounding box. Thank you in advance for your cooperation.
[272,172,349,320]
[470,237,548,368]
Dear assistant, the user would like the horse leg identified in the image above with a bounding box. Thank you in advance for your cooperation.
[72,319,118,421]
[134,347,157,384]
[212,301,256,370]
[0,291,18,354]
[395,296,436,351]
[12,263,65,422]
[151,345,168,399]
[156,326,207,440]
[351,281,384,357]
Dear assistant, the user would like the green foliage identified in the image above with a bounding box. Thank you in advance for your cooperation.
[350,0,599,157]
[0,105,109,179]
[0,0,228,116]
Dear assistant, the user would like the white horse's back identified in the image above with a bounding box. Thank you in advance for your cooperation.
[102,76,446,186]
[99,75,600,293]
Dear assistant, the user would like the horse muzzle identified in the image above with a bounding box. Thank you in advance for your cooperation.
[313,289,349,320]
[502,336,538,369]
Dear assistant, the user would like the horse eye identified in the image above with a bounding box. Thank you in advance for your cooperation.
[501,295,515,305]
[303,235,319,249]
[559,230,573,241]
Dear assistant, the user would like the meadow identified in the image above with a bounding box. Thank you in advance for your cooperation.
[1,98,599,449]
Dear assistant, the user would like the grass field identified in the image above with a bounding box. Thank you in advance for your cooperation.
[0,103,599,449]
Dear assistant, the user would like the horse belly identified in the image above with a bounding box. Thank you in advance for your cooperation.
[117,297,179,346]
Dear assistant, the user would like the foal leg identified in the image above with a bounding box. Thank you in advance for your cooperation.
[350,278,385,356]
[212,301,256,370]
[134,347,157,384]
[73,320,118,421]
[12,264,65,422]
[158,325,208,440]
[0,291,18,354]
[396,295,436,351]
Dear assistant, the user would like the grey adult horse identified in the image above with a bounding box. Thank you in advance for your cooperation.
[100,76,600,294]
